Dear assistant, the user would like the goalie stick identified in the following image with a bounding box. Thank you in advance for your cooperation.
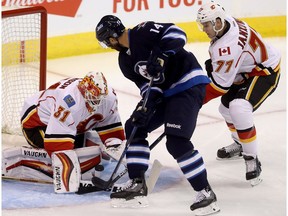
[2,176,52,184]
[76,132,165,194]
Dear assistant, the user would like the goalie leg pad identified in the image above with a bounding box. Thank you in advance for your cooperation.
[52,150,81,193]
[74,146,102,180]
[2,146,52,181]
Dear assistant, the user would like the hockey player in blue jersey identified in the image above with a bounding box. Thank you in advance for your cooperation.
[95,15,220,215]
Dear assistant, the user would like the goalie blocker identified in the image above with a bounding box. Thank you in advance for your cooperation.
[2,145,102,193]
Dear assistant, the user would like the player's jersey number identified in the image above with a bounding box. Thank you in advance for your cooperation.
[215,59,234,73]
[54,106,70,122]
[214,28,268,73]
[53,105,104,133]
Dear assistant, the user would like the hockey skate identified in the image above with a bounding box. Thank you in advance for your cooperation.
[217,141,243,160]
[244,154,262,186]
[110,176,148,208]
[190,186,220,216]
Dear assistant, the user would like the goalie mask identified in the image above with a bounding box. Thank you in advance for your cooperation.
[196,1,226,34]
[95,15,125,48]
[78,71,108,112]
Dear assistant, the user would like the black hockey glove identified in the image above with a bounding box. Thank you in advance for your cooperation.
[205,59,213,77]
[131,91,163,128]
[146,47,168,78]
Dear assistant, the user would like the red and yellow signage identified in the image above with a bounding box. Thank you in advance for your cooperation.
[2,0,82,17]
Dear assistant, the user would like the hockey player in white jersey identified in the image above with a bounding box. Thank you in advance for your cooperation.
[2,71,126,193]
[196,2,281,186]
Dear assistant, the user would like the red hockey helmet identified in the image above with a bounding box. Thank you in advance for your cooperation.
[78,71,108,112]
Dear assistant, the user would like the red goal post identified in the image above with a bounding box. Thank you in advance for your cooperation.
[2,6,47,135]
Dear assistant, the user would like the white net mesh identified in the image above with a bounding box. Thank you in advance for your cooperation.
[2,9,44,135]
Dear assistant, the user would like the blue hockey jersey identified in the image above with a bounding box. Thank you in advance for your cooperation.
[118,21,210,97]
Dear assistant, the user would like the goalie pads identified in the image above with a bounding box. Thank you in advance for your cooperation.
[52,150,81,193]
[75,146,102,180]
[2,146,53,182]
[2,145,102,185]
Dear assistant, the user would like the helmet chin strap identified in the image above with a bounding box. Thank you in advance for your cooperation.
[212,21,225,38]
[110,38,126,51]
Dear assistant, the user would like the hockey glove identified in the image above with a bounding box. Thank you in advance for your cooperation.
[104,138,123,149]
[205,59,213,77]
[147,47,168,78]
[103,138,126,161]
[131,91,163,128]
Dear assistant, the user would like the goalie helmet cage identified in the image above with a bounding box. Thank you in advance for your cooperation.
[2,6,47,135]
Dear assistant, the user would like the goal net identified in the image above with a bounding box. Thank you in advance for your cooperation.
[2,6,47,135]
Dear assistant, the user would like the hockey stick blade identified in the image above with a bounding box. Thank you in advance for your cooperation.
[91,175,112,190]
[77,180,125,194]
[76,184,106,194]
[76,180,110,194]
[147,159,162,194]
[91,167,128,190]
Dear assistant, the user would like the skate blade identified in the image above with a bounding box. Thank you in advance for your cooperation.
[216,155,243,161]
[249,177,263,187]
[111,196,148,208]
[192,202,220,216]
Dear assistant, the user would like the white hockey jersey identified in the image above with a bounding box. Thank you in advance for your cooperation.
[21,77,125,154]
[205,15,281,102]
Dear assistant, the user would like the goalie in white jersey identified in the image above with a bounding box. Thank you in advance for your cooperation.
[197,2,281,186]
[20,71,125,155]
[3,71,126,193]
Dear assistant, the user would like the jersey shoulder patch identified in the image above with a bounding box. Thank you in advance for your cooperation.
[63,94,76,108]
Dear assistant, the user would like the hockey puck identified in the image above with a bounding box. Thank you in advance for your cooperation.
[95,164,104,171]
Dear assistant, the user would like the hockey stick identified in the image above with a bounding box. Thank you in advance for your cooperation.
[2,176,53,184]
[149,132,165,150]
[77,132,165,194]
[90,79,155,191]
[146,159,162,194]
[102,132,165,187]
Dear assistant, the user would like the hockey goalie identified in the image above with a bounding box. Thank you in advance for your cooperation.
[2,71,126,193]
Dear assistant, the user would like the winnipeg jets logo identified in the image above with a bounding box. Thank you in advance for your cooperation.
[135,61,150,79]
[135,61,165,83]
